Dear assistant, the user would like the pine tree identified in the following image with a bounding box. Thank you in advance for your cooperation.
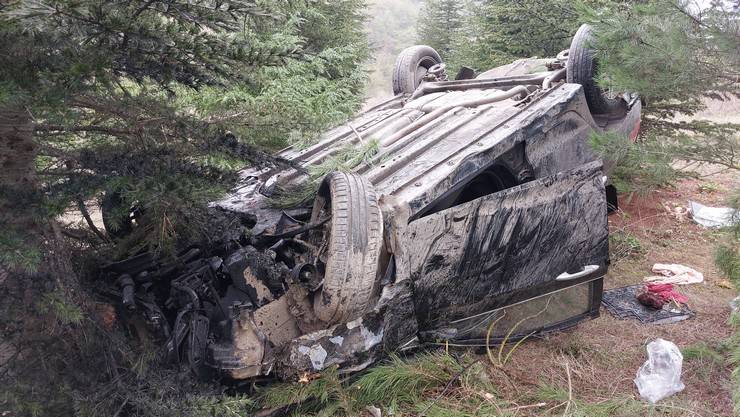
[417,0,465,59]
[583,0,739,190]
[453,0,598,71]
[0,1,369,416]
[0,0,369,260]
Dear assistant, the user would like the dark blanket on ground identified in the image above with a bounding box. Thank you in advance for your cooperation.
[602,285,694,324]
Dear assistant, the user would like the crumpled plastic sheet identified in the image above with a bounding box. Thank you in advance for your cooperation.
[689,200,739,228]
[644,263,703,285]
[634,338,685,403]
[731,295,740,312]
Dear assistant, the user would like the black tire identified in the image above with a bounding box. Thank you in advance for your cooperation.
[101,191,134,239]
[392,45,443,95]
[566,24,622,114]
[310,172,384,324]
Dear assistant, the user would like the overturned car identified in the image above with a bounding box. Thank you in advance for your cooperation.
[102,25,641,380]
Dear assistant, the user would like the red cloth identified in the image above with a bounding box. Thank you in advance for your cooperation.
[645,283,689,304]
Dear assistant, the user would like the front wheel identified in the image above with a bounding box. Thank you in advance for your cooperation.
[310,172,384,325]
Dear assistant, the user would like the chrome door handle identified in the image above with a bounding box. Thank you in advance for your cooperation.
[555,264,599,281]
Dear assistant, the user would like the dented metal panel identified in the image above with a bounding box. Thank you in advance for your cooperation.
[402,161,608,331]
[277,280,418,377]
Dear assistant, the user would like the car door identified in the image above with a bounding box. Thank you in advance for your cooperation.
[400,160,608,343]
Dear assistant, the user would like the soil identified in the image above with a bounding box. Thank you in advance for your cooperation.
[486,168,739,416]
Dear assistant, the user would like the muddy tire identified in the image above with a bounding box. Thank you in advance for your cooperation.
[311,172,383,324]
[392,45,443,95]
[101,191,134,239]
[566,24,622,115]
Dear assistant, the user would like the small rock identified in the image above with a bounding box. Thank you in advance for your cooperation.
[365,405,381,417]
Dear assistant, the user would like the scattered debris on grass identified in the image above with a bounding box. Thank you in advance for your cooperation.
[602,285,694,324]
[644,263,704,285]
[634,339,685,404]
[690,200,739,228]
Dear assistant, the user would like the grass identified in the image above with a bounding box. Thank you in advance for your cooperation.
[728,314,740,415]
[681,342,725,364]
[256,352,530,416]
[536,383,643,417]
[682,341,726,382]
[715,244,740,284]
[531,382,716,417]
[254,346,721,416]
[609,230,645,261]
[697,182,723,193]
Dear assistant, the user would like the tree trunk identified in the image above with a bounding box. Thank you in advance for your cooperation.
[0,106,36,230]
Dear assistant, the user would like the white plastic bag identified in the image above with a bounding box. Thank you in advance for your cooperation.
[689,200,739,228]
[634,339,685,403]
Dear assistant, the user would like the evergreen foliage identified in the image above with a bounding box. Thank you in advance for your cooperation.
[581,0,739,184]
[258,352,500,416]
[422,0,607,72]
[417,0,464,62]
[417,1,738,191]
[713,189,740,413]
[0,2,368,416]
[0,0,369,254]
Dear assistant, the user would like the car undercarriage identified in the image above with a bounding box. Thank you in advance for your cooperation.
[100,24,641,381]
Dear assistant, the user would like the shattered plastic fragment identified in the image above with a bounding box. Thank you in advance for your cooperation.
[634,339,685,403]
[365,405,382,417]
[298,344,328,370]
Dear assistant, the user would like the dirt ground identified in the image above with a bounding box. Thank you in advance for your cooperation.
[485,168,738,416]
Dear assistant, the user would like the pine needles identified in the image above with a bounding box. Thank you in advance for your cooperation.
[714,189,740,414]
[268,137,381,208]
[256,351,506,416]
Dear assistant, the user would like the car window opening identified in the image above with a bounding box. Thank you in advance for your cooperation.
[417,164,521,219]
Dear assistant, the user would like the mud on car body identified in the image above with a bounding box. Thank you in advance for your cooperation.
[101,25,641,380]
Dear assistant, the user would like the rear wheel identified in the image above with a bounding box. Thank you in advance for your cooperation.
[310,172,384,324]
[566,24,623,114]
[392,45,443,95]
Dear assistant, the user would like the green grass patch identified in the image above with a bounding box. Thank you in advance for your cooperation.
[256,352,507,416]
[715,244,740,285]
[609,230,645,261]
[697,182,723,193]
[536,383,637,417]
[681,342,724,364]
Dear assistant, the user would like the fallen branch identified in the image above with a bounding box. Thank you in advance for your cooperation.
[77,198,110,242]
